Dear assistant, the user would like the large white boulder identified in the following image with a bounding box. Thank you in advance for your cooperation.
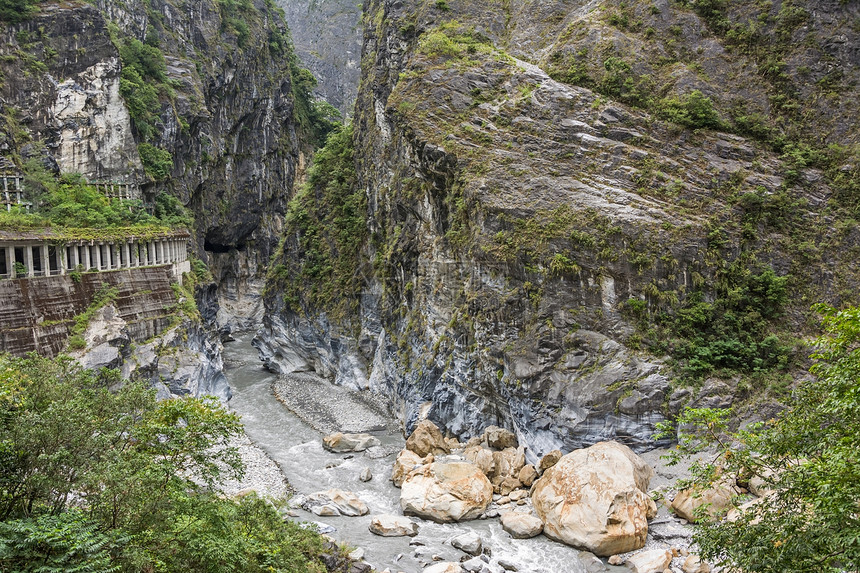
[400,461,493,522]
[531,441,655,556]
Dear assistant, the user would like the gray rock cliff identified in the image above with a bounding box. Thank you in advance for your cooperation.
[258,0,860,457]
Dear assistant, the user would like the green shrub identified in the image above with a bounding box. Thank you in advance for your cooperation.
[418,21,493,60]
[658,305,860,573]
[0,510,119,572]
[670,267,792,377]
[153,192,193,228]
[656,90,725,130]
[67,334,87,350]
[138,143,173,181]
[218,0,257,47]
[118,38,169,141]
[270,124,365,318]
[0,354,339,572]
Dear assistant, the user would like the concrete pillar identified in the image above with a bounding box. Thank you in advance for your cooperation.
[39,244,49,276]
[4,246,13,278]
[149,242,156,265]
[122,243,130,269]
[131,242,139,267]
[24,245,34,277]
[157,240,164,264]
[58,246,66,275]
[82,245,90,270]
[70,245,79,269]
[95,244,102,270]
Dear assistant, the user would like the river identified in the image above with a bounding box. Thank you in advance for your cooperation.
[222,333,612,573]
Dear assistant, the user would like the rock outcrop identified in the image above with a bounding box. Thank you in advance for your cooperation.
[531,441,655,556]
[0,266,227,399]
[406,419,451,457]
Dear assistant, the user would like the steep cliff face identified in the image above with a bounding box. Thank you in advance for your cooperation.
[0,0,306,328]
[279,0,362,117]
[259,0,860,457]
[0,4,142,178]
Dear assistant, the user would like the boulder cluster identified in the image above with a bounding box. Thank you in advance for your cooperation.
[392,420,660,556]
[316,422,718,573]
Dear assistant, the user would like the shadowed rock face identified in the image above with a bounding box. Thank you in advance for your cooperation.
[280,0,362,118]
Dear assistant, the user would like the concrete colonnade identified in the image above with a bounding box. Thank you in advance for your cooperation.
[0,235,190,279]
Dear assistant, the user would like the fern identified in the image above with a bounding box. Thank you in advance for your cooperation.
[0,510,121,573]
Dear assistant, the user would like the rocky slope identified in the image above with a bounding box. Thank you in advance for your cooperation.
[258,0,860,458]
[0,0,309,329]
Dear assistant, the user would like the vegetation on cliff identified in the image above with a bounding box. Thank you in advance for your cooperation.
[267,124,366,320]
[0,162,191,236]
[660,305,860,572]
[0,0,39,23]
[0,354,344,572]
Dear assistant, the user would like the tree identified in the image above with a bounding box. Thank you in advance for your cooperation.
[0,0,39,23]
[659,304,860,572]
[0,354,337,572]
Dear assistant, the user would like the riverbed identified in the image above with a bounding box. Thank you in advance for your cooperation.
[222,333,640,573]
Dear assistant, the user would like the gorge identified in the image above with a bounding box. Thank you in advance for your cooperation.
[0,0,859,571]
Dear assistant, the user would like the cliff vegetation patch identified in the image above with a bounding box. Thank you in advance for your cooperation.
[267,124,367,321]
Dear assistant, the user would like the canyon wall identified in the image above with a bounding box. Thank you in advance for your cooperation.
[258,0,860,458]
[0,0,307,329]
